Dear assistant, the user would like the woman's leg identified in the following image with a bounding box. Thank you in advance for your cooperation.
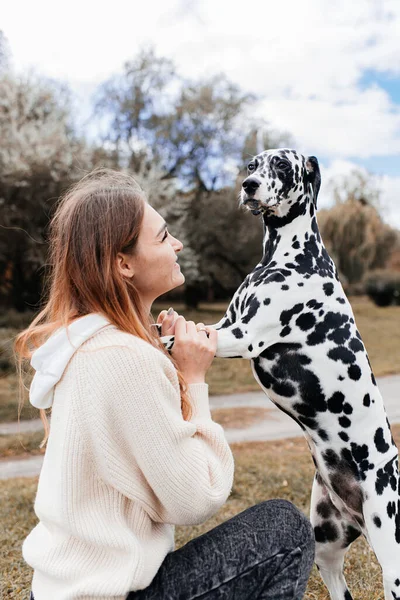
[128,499,315,600]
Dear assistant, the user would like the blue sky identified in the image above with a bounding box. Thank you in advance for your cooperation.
[2,0,400,226]
[360,71,400,105]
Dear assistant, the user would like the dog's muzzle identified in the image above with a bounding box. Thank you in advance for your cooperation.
[242,177,265,215]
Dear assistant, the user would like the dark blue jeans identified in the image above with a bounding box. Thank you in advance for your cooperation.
[30,500,315,600]
[128,499,315,599]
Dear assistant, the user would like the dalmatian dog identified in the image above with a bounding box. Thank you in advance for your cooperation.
[162,148,400,600]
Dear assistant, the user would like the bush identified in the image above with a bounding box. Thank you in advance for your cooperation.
[364,270,400,307]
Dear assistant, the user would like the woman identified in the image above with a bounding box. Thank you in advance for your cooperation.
[15,169,315,600]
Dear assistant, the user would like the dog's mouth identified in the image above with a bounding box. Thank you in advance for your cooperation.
[242,196,272,216]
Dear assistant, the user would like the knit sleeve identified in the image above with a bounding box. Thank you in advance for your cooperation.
[79,343,234,526]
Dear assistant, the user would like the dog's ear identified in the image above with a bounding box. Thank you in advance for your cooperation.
[305,156,321,208]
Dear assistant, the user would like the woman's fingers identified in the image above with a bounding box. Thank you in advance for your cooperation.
[207,328,218,352]
[158,308,180,335]
[186,320,199,337]
[157,310,168,324]
[174,315,187,339]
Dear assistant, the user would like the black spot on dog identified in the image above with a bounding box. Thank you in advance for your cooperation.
[376,457,397,495]
[263,298,271,305]
[349,338,364,353]
[231,328,243,339]
[344,524,361,546]
[318,429,329,441]
[339,432,349,442]
[348,365,362,380]
[280,303,304,326]
[339,416,351,428]
[363,394,371,407]
[387,501,396,519]
[316,500,339,519]
[328,347,356,364]
[296,312,316,331]
[328,328,351,345]
[373,515,382,528]
[242,295,260,324]
[343,403,353,415]
[328,392,345,413]
[314,521,339,543]
[374,428,390,454]
[323,282,334,296]
[273,381,296,397]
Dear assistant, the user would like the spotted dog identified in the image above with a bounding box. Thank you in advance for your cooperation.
[163,148,400,599]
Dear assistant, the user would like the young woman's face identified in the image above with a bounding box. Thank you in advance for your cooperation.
[117,203,185,310]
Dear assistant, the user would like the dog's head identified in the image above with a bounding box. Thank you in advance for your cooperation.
[241,149,321,216]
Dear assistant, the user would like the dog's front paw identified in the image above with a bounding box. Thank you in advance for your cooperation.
[160,335,175,352]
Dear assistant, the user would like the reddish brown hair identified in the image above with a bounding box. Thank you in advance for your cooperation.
[14,168,191,446]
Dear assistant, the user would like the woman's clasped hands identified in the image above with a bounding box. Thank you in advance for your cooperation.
[156,308,218,384]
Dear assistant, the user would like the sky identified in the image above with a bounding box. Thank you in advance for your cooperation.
[2,0,400,227]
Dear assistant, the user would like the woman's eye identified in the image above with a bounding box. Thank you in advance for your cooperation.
[162,230,168,242]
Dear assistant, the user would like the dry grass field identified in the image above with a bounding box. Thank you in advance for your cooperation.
[2,426,398,599]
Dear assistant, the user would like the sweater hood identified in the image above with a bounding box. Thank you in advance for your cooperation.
[29,313,111,409]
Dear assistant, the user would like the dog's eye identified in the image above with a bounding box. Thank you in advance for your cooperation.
[275,159,289,170]
[248,163,255,172]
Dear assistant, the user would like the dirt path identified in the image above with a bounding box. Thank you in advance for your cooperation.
[1,374,398,480]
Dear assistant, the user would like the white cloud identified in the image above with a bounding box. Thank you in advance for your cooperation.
[319,159,400,229]
[2,0,400,189]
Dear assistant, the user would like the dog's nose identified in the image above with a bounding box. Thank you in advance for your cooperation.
[242,177,260,196]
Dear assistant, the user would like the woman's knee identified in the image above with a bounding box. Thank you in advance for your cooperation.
[242,499,314,551]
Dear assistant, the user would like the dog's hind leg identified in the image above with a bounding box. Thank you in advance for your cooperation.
[310,472,361,600]
[361,455,400,600]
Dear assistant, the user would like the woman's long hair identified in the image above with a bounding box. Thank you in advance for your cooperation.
[13,168,192,447]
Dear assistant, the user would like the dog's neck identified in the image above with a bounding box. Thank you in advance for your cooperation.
[260,195,325,266]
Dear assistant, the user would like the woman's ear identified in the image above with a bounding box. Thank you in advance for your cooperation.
[117,253,135,278]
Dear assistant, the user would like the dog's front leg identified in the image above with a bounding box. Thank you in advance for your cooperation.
[212,318,277,359]
[160,324,267,359]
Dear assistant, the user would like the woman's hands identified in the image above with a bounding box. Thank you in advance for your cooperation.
[171,317,218,384]
[156,309,218,384]
[157,308,180,336]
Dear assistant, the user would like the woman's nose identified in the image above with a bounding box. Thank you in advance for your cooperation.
[173,237,183,252]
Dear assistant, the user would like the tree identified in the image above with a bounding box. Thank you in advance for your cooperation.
[94,47,176,170]
[0,73,91,310]
[94,47,256,192]
[318,170,398,286]
[0,30,11,73]
[155,74,255,190]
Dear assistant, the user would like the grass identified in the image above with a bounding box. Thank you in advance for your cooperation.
[0,431,45,459]
[1,296,399,423]
[3,425,399,599]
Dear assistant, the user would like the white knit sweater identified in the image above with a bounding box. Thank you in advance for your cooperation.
[23,325,235,600]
